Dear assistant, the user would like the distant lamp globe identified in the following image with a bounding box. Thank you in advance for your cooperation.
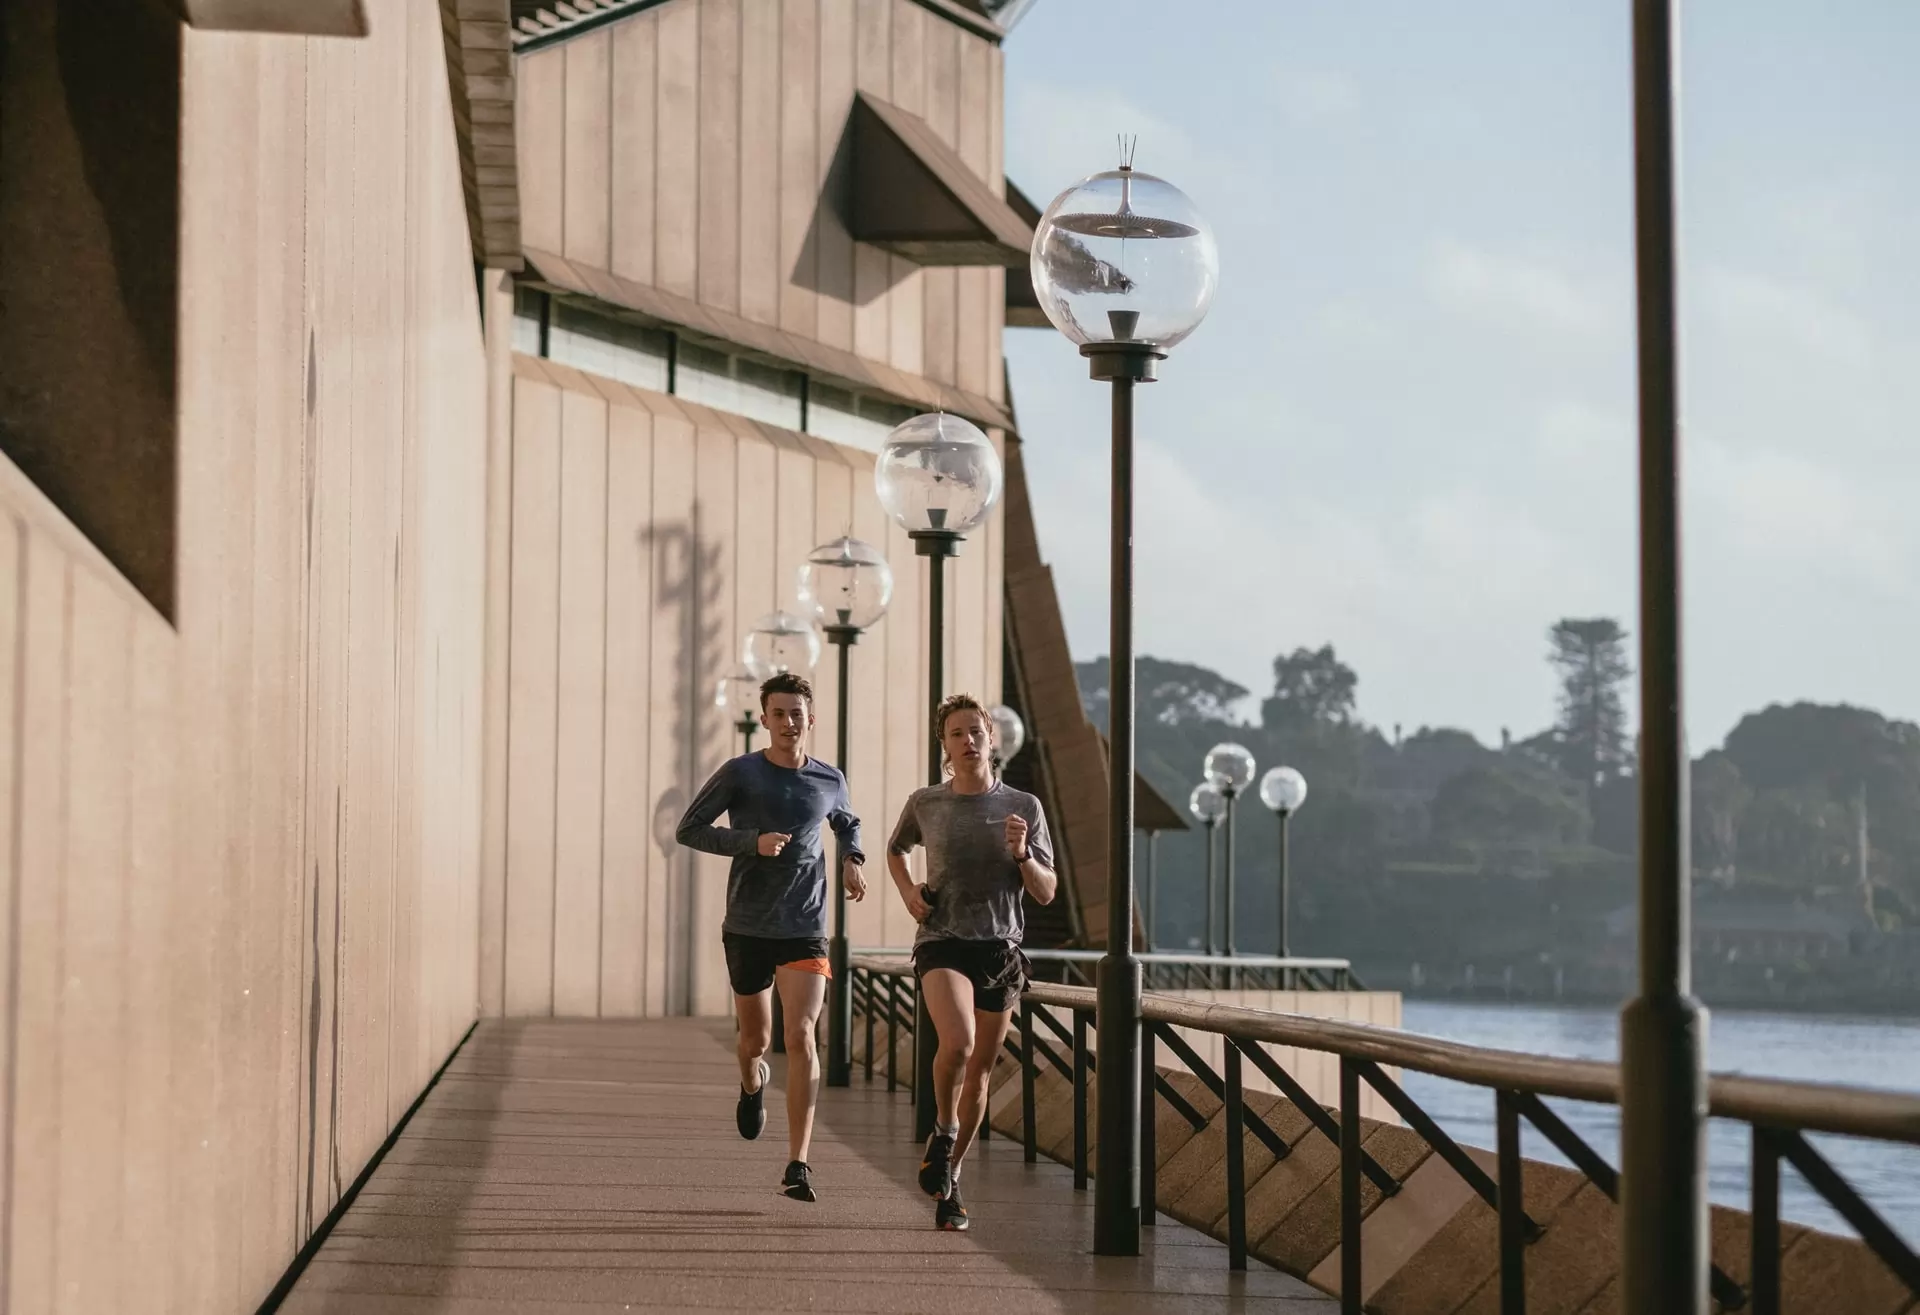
[988,704,1026,764]
[875,413,1003,540]
[798,536,893,632]
[1203,743,1257,795]
[1259,766,1308,815]
[1188,781,1226,826]
[743,610,821,680]
[1031,153,1218,351]
[716,665,760,718]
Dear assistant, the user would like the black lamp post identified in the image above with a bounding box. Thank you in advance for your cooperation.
[1189,782,1224,956]
[1205,744,1256,963]
[1258,766,1307,984]
[798,537,893,1089]
[877,412,1003,1141]
[1031,145,1217,1257]
[1621,2,1706,1308]
[717,666,760,756]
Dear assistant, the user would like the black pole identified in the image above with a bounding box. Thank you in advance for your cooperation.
[909,530,960,1143]
[1620,3,1706,1312]
[1224,788,1239,958]
[736,715,756,757]
[1203,818,1218,956]
[1084,336,1160,1258]
[1144,831,1158,952]
[1277,809,1291,960]
[825,624,857,1088]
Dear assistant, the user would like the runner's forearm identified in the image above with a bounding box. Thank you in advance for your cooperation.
[1017,857,1057,905]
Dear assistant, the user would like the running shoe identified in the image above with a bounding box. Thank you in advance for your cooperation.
[782,1159,816,1203]
[918,1131,956,1200]
[935,1183,969,1231]
[737,1058,770,1140]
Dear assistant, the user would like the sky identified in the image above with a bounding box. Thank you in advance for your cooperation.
[999,1,1920,754]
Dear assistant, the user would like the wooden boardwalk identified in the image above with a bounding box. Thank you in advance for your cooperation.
[281,1018,1334,1313]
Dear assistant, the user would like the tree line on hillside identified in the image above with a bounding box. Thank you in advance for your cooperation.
[1075,621,1920,962]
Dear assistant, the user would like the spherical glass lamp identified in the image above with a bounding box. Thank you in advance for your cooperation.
[743,610,821,679]
[1204,743,1257,795]
[798,536,893,631]
[875,413,1003,537]
[988,704,1026,763]
[1259,766,1308,815]
[715,665,761,719]
[1189,781,1226,826]
[1030,158,1217,349]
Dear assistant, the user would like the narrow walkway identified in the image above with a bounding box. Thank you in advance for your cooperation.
[282,1018,1333,1313]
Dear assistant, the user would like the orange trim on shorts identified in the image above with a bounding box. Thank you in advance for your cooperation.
[782,957,832,979]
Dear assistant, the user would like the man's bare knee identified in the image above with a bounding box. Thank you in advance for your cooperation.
[784,1021,818,1057]
[739,1021,772,1058]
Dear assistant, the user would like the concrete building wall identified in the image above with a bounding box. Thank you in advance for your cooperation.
[514,0,1007,404]
[484,355,1002,1018]
[0,2,489,1310]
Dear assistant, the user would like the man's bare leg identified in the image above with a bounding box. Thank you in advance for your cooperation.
[775,966,828,1167]
[735,988,774,1091]
[950,1006,1014,1173]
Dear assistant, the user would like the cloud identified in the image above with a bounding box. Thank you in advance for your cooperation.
[1427,241,1618,338]
[1273,70,1360,123]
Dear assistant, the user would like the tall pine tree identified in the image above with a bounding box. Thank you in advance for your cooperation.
[1548,618,1633,793]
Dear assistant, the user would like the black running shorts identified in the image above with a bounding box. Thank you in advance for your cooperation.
[912,937,1029,1013]
[722,933,831,997]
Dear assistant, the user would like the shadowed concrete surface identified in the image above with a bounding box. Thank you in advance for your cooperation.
[280,1018,1334,1313]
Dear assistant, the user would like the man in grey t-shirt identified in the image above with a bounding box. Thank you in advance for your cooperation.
[888,695,1058,1232]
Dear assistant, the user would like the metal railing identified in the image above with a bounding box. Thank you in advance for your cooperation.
[848,954,1920,1315]
[853,945,1363,992]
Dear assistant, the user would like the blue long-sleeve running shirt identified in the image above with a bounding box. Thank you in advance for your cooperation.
[674,752,865,939]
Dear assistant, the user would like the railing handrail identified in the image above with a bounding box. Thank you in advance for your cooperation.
[848,953,1920,1145]
[849,945,1355,971]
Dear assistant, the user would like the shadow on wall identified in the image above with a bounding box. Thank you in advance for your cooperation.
[790,113,913,308]
[643,503,728,1016]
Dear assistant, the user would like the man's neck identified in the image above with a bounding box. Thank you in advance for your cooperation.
[950,768,993,795]
[765,743,807,770]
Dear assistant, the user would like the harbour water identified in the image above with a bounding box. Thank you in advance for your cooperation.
[1399,999,1920,1247]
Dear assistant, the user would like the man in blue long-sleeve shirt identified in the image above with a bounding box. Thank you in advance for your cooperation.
[675,671,865,1203]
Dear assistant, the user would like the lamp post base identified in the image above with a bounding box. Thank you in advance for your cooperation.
[1620,991,1709,1311]
[1093,951,1143,1255]
[824,623,858,1088]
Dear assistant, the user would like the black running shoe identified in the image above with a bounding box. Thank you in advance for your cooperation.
[782,1160,816,1202]
[935,1183,969,1231]
[918,1131,955,1200]
[737,1059,770,1141]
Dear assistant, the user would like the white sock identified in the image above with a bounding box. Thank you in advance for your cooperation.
[937,1121,959,1138]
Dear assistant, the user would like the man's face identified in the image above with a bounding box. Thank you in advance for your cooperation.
[943,710,991,771]
[762,692,812,748]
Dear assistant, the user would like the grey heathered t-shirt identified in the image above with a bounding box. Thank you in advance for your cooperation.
[675,752,864,939]
[888,781,1053,947]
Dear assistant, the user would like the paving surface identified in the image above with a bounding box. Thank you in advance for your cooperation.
[282,1018,1335,1313]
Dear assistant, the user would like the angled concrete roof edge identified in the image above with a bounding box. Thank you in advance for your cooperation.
[521,247,1018,435]
[512,0,1003,52]
[852,92,1033,260]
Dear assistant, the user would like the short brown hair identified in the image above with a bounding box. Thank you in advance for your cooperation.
[759,671,814,709]
[934,693,991,774]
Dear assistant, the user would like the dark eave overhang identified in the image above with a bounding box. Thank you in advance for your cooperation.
[522,248,1017,436]
[848,93,1031,268]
